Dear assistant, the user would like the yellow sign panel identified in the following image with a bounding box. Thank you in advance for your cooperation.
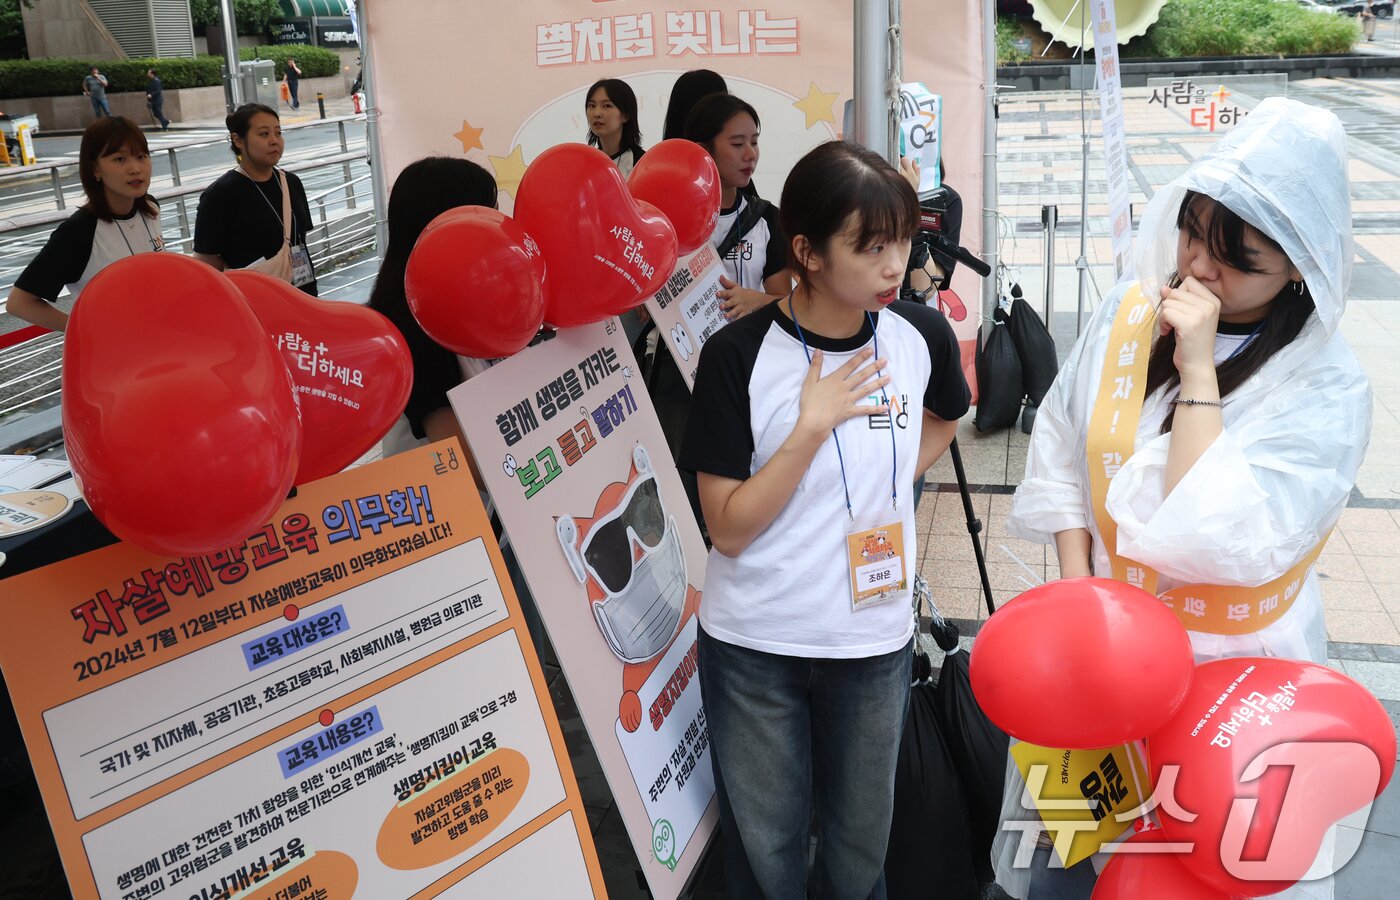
[1009,740,1149,868]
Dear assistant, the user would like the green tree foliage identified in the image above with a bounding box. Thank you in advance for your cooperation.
[0,46,337,98]
[1124,0,1359,58]
[190,0,281,35]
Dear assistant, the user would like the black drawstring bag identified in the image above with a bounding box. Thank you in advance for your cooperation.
[1005,291,1057,408]
[886,681,982,900]
[934,648,1011,887]
[974,306,1024,432]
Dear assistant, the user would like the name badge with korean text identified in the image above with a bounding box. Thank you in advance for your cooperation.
[846,520,907,610]
[290,244,314,287]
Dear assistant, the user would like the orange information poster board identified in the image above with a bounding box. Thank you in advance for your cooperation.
[0,441,604,899]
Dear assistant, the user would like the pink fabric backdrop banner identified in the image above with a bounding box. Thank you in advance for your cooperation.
[361,0,987,380]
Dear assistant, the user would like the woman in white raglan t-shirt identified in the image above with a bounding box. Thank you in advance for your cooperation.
[680,141,969,899]
[8,117,164,333]
[685,93,794,319]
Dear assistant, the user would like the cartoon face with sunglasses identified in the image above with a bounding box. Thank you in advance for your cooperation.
[557,444,700,733]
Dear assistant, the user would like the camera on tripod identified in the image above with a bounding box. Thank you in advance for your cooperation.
[902,185,991,303]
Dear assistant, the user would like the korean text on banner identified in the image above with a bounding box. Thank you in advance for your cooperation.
[449,318,716,899]
[900,84,942,193]
[360,0,988,397]
[1092,0,1134,281]
[0,442,605,899]
[644,244,728,389]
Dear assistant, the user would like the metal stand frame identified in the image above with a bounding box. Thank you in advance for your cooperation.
[948,440,997,616]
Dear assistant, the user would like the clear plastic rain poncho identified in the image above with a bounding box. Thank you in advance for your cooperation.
[994,98,1373,899]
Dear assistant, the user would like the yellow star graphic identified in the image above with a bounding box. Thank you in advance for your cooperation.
[488,144,529,199]
[793,82,839,130]
[452,119,484,154]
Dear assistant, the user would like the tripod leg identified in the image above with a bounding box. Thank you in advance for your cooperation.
[948,439,996,616]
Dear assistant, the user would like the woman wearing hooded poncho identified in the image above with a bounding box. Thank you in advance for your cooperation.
[994,99,1372,899]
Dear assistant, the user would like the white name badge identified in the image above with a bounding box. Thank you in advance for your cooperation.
[290,243,314,287]
[846,520,909,611]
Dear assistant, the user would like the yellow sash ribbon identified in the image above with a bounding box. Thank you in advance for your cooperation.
[1086,284,1327,636]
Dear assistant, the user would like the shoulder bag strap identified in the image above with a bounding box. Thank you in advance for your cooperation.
[714,197,770,259]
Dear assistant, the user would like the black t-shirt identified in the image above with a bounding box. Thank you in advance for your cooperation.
[372,277,466,439]
[680,299,969,482]
[194,167,318,295]
[16,205,165,302]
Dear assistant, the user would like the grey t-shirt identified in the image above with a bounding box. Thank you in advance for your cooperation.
[84,74,107,99]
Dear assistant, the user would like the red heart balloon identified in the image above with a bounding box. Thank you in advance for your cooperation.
[226,270,413,485]
[1146,657,1396,897]
[63,255,300,555]
[1092,830,1244,900]
[627,139,721,255]
[515,143,679,328]
[404,206,547,358]
[970,577,1195,749]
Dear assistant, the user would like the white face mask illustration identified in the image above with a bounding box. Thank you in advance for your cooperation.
[558,451,688,664]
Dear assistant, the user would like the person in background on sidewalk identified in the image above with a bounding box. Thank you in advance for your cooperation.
[145,68,170,131]
[681,141,967,899]
[6,117,163,333]
[1363,1,1378,41]
[584,78,645,175]
[192,103,317,295]
[997,97,1370,900]
[82,67,110,119]
[283,57,302,110]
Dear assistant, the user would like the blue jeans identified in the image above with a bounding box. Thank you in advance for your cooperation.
[90,95,111,117]
[1027,845,1098,899]
[698,626,911,900]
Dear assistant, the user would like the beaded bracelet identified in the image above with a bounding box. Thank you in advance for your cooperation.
[1172,398,1223,407]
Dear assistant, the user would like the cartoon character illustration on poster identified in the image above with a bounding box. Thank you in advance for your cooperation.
[860,530,896,563]
[556,443,701,733]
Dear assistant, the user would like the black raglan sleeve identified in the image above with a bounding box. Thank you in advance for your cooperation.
[14,210,97,301]
[892,300,971,420]
[678,316,770,480]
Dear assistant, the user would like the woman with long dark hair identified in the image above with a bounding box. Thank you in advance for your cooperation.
[999,98,1370,900]
[584,78,645,175]
[662,68,727,141]
[369,155,555,663]
[369,156,499,450]
[8,116,162,332]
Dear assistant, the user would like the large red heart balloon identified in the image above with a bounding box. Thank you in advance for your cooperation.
[627,139,721,255]
[225,270,413,485]
[1092,830,1243,900]
[404,206,547,358]
[1146,657,1396,897]
[515,143,679,328]
[63,255,300,555]
[970,577,1195,749]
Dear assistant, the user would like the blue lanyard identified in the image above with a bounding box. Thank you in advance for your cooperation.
[787,294,899,521]
[1223,319,1266,363]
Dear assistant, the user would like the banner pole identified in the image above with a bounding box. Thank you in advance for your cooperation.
[853,0,891,159]
[982,0,1000,330]
[358,0,391,262]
